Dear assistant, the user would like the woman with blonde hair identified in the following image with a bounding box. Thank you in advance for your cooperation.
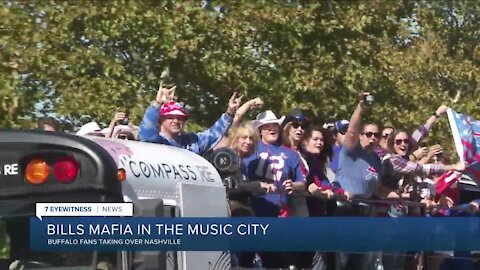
[227,121,276,269]
[227,121,277,212]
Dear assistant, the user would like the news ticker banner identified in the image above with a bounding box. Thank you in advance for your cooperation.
[30,216,480,252]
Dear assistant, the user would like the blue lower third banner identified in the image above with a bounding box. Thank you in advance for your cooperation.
[30,217,480,252]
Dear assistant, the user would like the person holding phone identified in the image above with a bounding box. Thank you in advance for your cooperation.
[334,91,382,270]
[104,111,128,139]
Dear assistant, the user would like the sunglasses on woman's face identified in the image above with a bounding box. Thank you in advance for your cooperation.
[291,122,307,129]
[394,139,410,145]
[361,132,380,139]
[382,133,391,139]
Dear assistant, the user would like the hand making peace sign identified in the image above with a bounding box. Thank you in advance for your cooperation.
[227,92,243,116]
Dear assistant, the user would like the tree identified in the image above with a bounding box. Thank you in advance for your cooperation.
[1,0,479,157]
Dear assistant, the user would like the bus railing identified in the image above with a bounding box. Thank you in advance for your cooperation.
[226,187,476,213]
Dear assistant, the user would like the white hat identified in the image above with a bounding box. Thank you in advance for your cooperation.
[252,110,285,129]
[76,121,103,136]
[112,125,137,139]
[101,125,137,139]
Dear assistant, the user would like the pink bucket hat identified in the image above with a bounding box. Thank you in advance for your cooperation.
[160,101,188,118]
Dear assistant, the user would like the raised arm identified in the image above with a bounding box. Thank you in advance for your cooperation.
[411,105,448,143]
[196,92,242,153]
[212,97,264,150]
[233,97,264,127]
[345,91,370,152]
[390,154,466,176]
[139,84,176,143]
[105,112,127,138]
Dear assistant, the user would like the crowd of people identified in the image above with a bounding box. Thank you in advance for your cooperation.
[38,111,140,140]
[38,85,480,270]
[136,86,480,270]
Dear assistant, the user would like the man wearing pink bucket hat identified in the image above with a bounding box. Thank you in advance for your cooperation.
[139,84,242,155]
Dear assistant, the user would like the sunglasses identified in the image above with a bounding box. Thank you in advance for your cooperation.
[163,115,187,121]
[362,132,380,139]
[291,122,307,129]
[382,133,391,139]
[394,139,410,145]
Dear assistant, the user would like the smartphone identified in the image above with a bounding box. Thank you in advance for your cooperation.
[363,94,374,106]
[120,116,129,126]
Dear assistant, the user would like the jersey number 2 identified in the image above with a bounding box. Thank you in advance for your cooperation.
[255,152,285,181]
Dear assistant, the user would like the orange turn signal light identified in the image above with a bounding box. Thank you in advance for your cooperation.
[25,159,50,185]
[117,168,126,182]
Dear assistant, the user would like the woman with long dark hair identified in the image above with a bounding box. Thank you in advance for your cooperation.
[299,125,349,270]
[300,126,347,215]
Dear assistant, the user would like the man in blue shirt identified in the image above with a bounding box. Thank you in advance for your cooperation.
[139,85,242,155]
[244,110,306,217]
[243,110,307,269]
[334,91,382,270]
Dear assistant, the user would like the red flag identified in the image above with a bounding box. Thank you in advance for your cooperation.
[435,171,461,204]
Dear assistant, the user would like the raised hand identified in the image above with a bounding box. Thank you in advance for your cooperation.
[248,97,264,109]
[156,83,176,105]
[412,147,428,160]
[227,92,243,116]
[113,112,126,123]
[435,105,449,116]
[427,144,443,160]
[359,91,372,109]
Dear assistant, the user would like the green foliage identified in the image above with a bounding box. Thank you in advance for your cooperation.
[1,0,480,156]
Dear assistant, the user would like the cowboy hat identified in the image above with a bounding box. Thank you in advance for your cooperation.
[252,110,285,129]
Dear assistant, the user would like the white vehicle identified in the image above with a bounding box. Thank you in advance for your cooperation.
[0,129,232,270]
